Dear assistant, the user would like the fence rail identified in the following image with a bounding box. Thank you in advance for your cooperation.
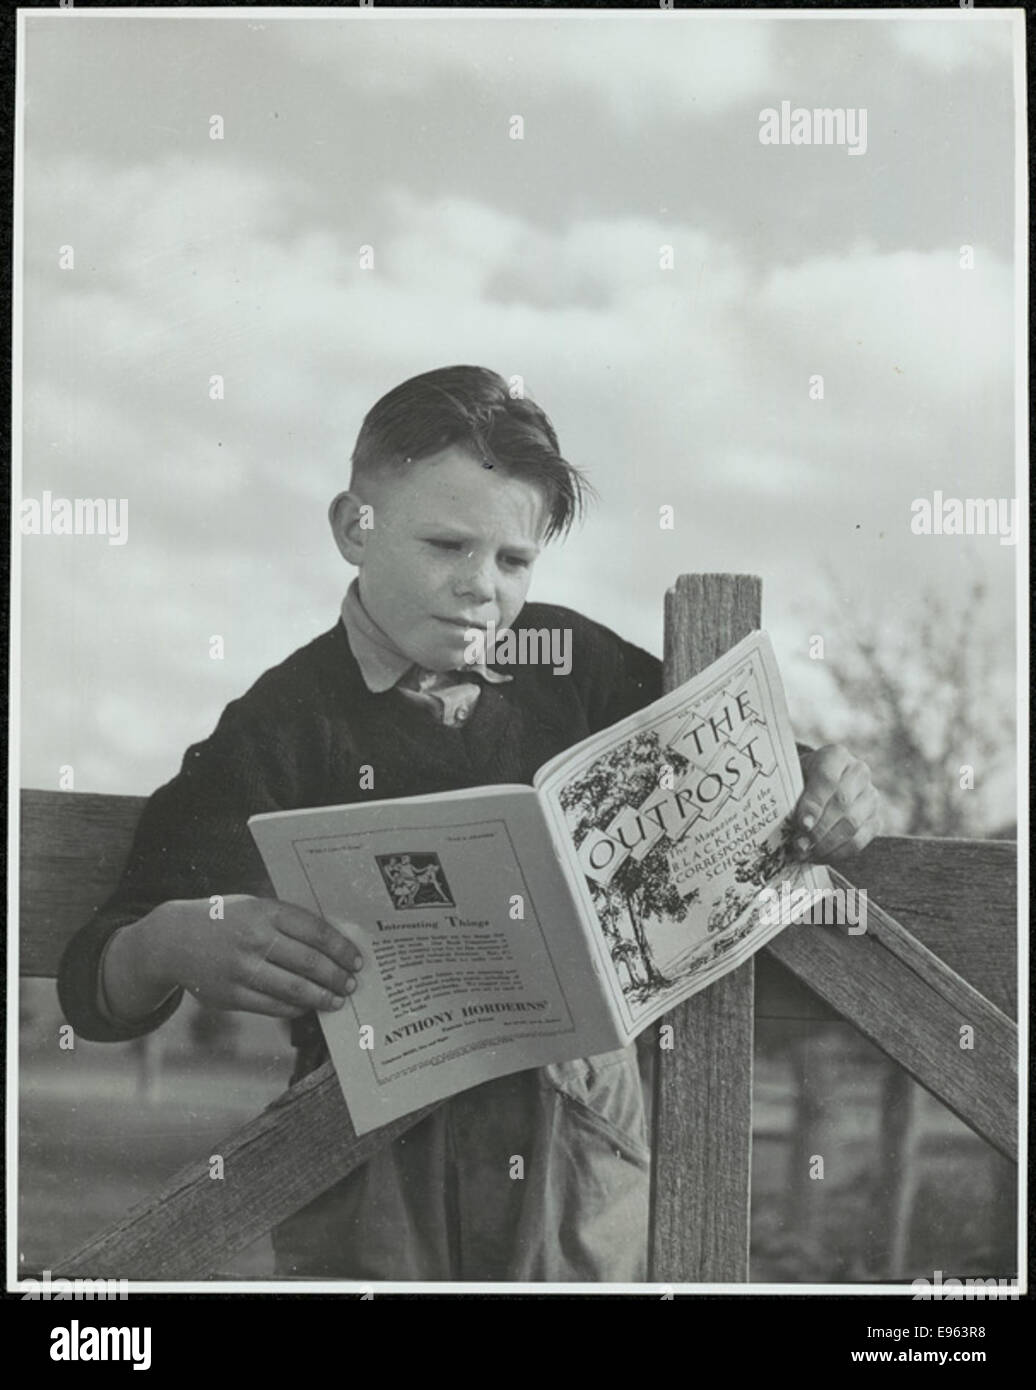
[16,574,1018,1282]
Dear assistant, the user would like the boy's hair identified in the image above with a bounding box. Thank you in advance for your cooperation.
[349,365,594,541]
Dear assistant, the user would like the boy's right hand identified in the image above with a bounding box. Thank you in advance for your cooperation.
[124,895,364,1019]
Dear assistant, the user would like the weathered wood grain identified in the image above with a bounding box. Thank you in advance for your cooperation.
[766,869,1017,1160]
[20,610,1019,1283]
[19,789,146,976]
[756,837,1016,1021]
[837,837,1017,1017]
[648,574,761,1282]
[19,805,1016,1014]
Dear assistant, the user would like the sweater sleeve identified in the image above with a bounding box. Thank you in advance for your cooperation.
[56,692,312,1043]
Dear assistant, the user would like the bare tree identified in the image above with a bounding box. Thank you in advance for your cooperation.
[797,577,1014,837]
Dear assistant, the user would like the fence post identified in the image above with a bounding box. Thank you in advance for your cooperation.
[648,573,761,1282]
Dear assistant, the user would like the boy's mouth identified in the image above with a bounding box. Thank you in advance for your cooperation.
[436,617,488,631]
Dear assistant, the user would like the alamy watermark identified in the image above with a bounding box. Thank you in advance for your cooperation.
[20,491,129,546]
[759,101,868,156]
[463,621,572,676]
[50,1321,151,1370]
[912,1271,1019,1300]
[757,882,868,933]
[21,1268,129,1300]
[910,492,1017,546]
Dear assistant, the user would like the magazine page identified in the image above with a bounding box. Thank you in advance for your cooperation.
[249,787,622,1134]
[536,631,831,1037]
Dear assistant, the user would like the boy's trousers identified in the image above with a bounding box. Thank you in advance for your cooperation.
[272,1043,650,1282]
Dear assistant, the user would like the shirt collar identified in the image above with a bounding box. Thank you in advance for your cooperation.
[340,579,512,693]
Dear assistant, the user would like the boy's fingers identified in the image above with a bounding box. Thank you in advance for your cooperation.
[245,959,353,1014]
[795,745,854,829]
[811,789,881,860]
[271,902,364,973]
[263,933,356,999]
[799,764,872,848]
[222,986,310,1020]
[819,817,879,863]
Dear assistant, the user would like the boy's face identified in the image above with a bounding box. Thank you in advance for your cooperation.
[336,445,548,673]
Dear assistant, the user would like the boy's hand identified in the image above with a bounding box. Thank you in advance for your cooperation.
[154,895,365,1018]
[792,745,881,863]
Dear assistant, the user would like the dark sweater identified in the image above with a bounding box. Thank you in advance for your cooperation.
[57,602,665,1065]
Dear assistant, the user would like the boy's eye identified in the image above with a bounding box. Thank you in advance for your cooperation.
[424,540,531,570]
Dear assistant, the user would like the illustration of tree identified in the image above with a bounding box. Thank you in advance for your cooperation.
[588,881,646,986]
[559,732,699,990]
[705,824,795,935]
[608,937,643,991]
[706,883,749,935]
[733,822,794,890]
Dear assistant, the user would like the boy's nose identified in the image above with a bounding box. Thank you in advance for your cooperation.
[453,555,495,602]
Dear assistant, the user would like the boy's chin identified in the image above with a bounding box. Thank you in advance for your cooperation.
[408,641,468,674]
[410,616,506,673]
[423,646,471,674]
[415,627,481,672]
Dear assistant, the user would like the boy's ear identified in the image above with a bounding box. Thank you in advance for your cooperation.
[328,491,370,565]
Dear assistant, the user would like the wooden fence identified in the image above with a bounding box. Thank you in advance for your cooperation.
[18,575,1018,1281]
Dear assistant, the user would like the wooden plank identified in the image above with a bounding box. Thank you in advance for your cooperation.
[19,801,1016,1011]
[756,837,1016,1021]
[19,790,146,977]
[870,1066,922,1277]
[838,837,1017,1018]
[765,869,1017,1160]
[22,740,1018,1274]
[58,1062,436,1280]
[648,573,760,1282]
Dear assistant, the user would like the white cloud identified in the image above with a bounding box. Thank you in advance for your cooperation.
[756,246,1014,450]
[281,11,775,122]
[17,35,1018,807]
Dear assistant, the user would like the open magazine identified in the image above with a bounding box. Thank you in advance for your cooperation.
[249,629,829,1135]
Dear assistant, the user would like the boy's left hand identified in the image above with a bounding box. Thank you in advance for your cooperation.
[792,745,881,863]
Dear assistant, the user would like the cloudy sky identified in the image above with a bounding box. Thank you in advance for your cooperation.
[16,8,1022,828]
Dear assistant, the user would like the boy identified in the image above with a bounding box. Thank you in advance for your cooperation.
[57,365,880,1281]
